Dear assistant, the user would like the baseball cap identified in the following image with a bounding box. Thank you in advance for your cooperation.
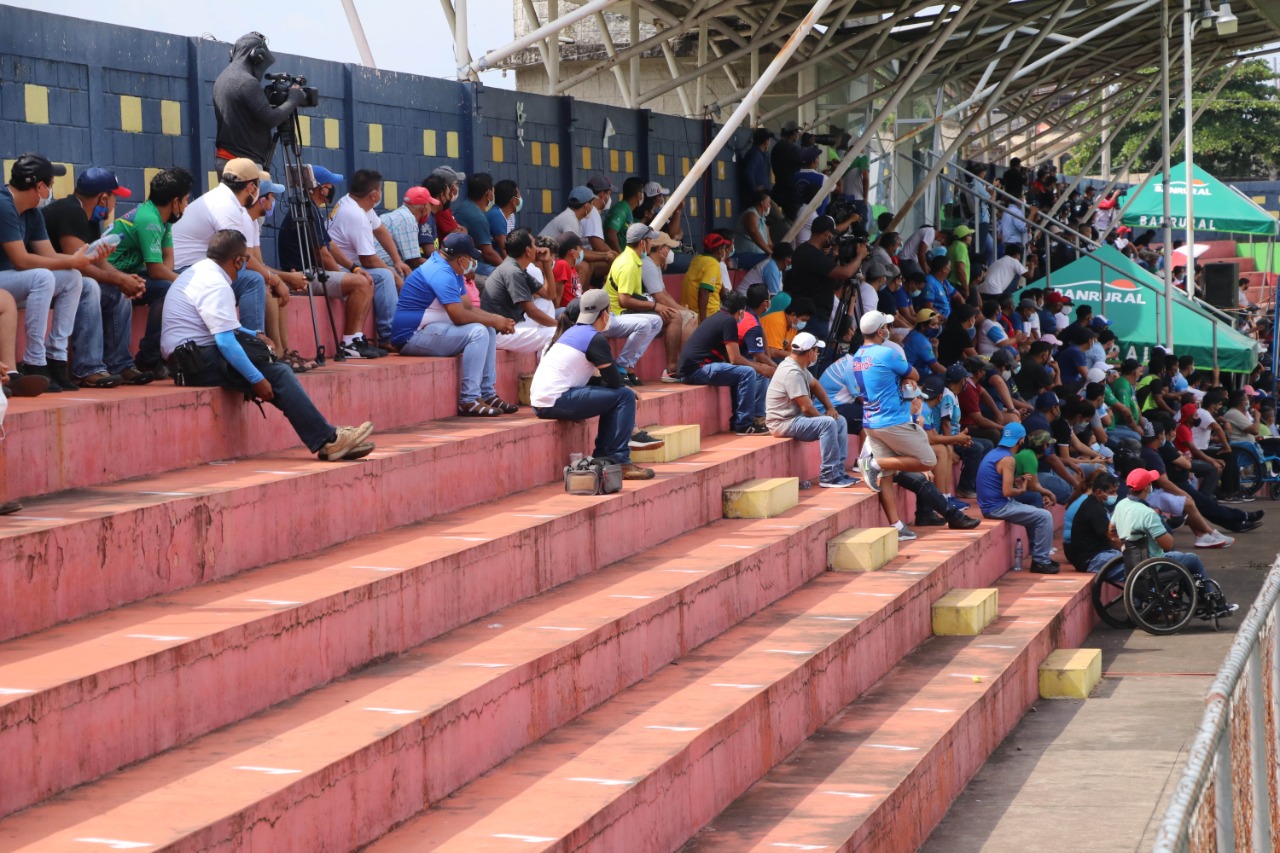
[863,262,888,281]
[999,421,1027,448]
[1181,403,1201,423]
[404,186,438,206]
[648,231,679,249]
[1091,316,1112,331]
[703,233,731,251]
[441,232,482,260]
[1046,290,1074,305]
[944,363,971,382]
[914,308,938,325]
[927,246,948,259]
[811,215,837,235]
[1019,298,1038,311]
[1028,429,1054,448]
[587,175,616,193]
[1040,334,1062,347]
[1035,392,1063,410]
[884,263,901,279]
[626,223,657,244]
[920,375,945,400]
[257,172,286,197]
[76,167,131,199]
[858,310,894,335]
[1085,367,1107,384]
[642,181,670,198]
[799,146,822,164]
[952,225,974,239]
[1142,419,1158,439]
[790,332,825,353]
[1125,468,1161,491]
[568,186,595,206]
[430,166,464,184]
[310,165,344,186]
[9,154,67,190]
[222,158,261,183]
[577,289,611,325]
[781,120,800,134]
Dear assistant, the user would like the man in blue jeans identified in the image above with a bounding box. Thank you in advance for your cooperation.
[765,331,853,488]
[391,233,520,417]
[530,290,656,480]
[976,422,1060,573]
[678,291,770,435]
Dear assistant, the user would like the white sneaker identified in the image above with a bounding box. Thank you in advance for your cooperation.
[1195,531,1231,549]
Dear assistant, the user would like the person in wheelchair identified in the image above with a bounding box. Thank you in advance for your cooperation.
[1063,470,1121,574]
[1111,468,1237,617]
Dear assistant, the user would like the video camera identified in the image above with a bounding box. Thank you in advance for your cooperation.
[834,224,869,264]
[811,124,852,151]
[264,73,319,108]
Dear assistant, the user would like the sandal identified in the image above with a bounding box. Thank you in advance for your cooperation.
[283,351,312,373]
[458,399,501,417]
[482,395,519,414]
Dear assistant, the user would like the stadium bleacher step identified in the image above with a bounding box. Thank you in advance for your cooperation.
[0,383,740,642]
[0,433,813,818]
[0,489,890,850]
[354,524,1009,852]
[681,572,1093,853]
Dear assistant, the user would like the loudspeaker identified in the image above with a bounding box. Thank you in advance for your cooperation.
[1203,261,1239,309]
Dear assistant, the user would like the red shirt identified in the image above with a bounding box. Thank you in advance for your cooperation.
[1174,423,1195,454]
[554,259,582,308]
[959,379,983,426]
[436,207,460,238]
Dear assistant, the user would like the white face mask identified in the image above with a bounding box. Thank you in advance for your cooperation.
[466,258,478,276]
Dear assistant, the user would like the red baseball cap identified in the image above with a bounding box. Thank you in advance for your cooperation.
[404,186,438,206]
[1180,403,1200,423]
[1125,468,1160,491]
[703,233,730,251]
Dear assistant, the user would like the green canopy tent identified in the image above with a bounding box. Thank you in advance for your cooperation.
[1120,162,1280,237]
[1022,246,1259,373]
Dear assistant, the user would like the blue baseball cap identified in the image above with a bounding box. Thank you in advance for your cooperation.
[441,232,482,260]
[310,165,343,186]
[999,421,1027,448]
[568,186,595,206]
[1035,391,1063,411]
[258,173,286,197]
[76,167,132,198]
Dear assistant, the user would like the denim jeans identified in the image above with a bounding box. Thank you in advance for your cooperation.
[1085,549,1124,575]
[400,321,496,404]
[184,346,336,453]
[535,384,636,464]
[684,362,766,430]
[1038,471,1074,505]
[0,267,82,365]
[603,312,663,372]
[1165,550,1208,580]
[369,266,398,342]
[958,437,992,491]
[897,471,963,522]
[779,414,848,479]
[983,499,1055,563]
[69,277,110,376]
[232,269,267,334]
[1107,426,1143,445]
[100,278,171,369]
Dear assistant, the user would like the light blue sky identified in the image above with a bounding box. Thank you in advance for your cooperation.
[2,0,518,87]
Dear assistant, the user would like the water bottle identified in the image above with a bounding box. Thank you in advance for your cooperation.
[1013,539,1024,572]
[84,232,122,258]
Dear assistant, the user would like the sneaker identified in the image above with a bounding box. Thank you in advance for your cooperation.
[948,513,981,530]
[1234,520,1263,533]
[318,421,375,461]
[73,371,123,389]
[47,359,80,391]
[859,456,882,493]
[337,340,374,359]
[819,474,855,489]
[1245,510,1265,523]
[1030,560,1061,574]
[1195,531,1232,549]
[340,442,376,461]
[896,525,918,541]
[629,429,666,450]
[136,360,169,381]
[1218,602,1240,617]
[626,373,644,386]
[19,363,60,393]
[0,499,21,515]
[621,463,655,480]
[954,488,977,500]
[661,369,682,383]
[915,509,947,527]
[946,496,971,512]
[734,423,769,435]
[1220,492,1255,503]
[118,367,155,385]
[353,337,388,359]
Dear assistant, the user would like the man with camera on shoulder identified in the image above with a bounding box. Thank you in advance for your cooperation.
[213,32,316,169]
[783,214,868,344]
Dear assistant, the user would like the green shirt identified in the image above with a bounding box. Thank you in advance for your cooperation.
[604,201,634,239]
[1013,448,1039,477]
[107,200,172,276]
[1111,496,1167,557]
[948,240,970,278]
[1111,375,1135,412]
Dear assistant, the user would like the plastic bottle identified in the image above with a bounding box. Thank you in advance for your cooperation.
[84,232,122,258]
[1013,539,1024,571]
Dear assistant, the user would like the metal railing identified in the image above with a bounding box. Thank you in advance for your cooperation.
[1153,556,1280,853]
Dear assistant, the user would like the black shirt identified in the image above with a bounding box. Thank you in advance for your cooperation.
[212,63,305,165]
[770,141,802,209]
[1003,167,1025,201]
[679,310,740,376]
[1050,417,1075,451]
[937,322,971,366]
[1158,442,1192,489]
[278,199,330,272]
[785,243,838,313]
[41,196,100,250]
[1015,361,1053,399]
[1065,495,1114,571]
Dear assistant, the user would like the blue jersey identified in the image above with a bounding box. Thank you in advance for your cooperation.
[847,343,912,429]
[902,330,937,374]
[976,447,1013,514]
[922,274,953,318]
[390,253,464,345]
[819,353,860,406]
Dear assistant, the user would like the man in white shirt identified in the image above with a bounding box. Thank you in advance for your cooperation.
[162,229,374,461]
[539,186,596,293]
[579,175,618,284]
[981,244,1035,296]
[327,169,400,348]
[898,223,935,276]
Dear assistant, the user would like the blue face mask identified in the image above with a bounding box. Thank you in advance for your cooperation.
[909,288,922,298]
[966,325,977,339]
[795,320,807,330]
[1105,494,1118,506]
[91,204,109,221]
[923,326,941,338]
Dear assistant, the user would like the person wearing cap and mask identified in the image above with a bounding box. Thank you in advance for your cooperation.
[783,214,868,343]
[602,178,644,254]
[901,308,944,377]
[530,290,655,481]
[638,228,696,381]
[426,166,464,240]
[976,422,1060,573]
[392,232,519,416]
[765,332,854,488]
[212,32,307,169]
[770,120,803,220]
[791,147,828,217]
[575,176,620,283]
[377,185,440,272]
[633,181,670,227]
[682,234,731,322]
[541,186,607,285]
[596,223,665,384]
[0,154,101,392]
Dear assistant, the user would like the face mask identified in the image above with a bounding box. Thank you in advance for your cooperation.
[235,257,247,273]
[515,197,523,213]
[924,326,941,339]
[483,196,494,212]
[966,326,977,339]
[910,289,922,298]
[1105,494,1118,506]
[465,258,478,276]
[37,190,53,210]
[576,249,585,265]
[1001,369,1012,381]
[91,204,109,222]
[795,320,807,331]
[321,186,335,204]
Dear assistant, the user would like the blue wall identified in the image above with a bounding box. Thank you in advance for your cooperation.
[0,4,747,249]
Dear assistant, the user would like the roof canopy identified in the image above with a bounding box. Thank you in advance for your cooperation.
[1121,163,1280,238]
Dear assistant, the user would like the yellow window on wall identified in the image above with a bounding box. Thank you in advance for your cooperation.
[657,154,666,176]
[609,150,619,172]
[492,136,504,163]
[423,129,437,156]
[120,95,143,133]
[550,143,560,168]
[582,147,592,169]
[383,181,398,209]
[717,161,726,181]
[682,157,690,176]
[446,131,460,158]
[324,118,340,149]
[368,123,383,153]
[542,189,553,213]
[531,141,543,166]
[625,151,634,173]
[298,115,312,147]
[24,84,48,124]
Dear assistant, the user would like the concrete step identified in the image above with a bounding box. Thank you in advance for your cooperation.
[682,572,1093,853]
[0,384,739,642]
[0,489,892,851]
[0,433,812,818]
[357,524,1009,852]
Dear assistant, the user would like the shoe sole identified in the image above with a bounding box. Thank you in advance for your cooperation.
[628,440,666,450]
[818,480,854,488]
[10,375,49,397]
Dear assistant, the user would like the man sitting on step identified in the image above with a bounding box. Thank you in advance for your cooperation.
[975,422,1060,574]
[764,331,853,488]
[161,229,375,462]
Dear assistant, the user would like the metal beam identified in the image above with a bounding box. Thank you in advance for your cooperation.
[596,10,636,108]
[467,0,621,74]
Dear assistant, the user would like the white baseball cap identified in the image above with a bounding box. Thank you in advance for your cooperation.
[790,332,825,352]
[859,311,895,335]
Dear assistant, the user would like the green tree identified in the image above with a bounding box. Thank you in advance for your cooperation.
[1064,59,1280,179]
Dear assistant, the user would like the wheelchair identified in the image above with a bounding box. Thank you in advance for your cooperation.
[1233,442,1280,500]
[1090,539,1230,635]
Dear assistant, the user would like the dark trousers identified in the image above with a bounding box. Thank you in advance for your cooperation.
[897,471,967,524]
[1183,481,1249,531]
[958,438,993,491]
[535,385,636,464]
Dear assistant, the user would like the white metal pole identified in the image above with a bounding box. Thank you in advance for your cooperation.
[452,0,473,79]
[548,0,560,89]
[340,0,377,68]
[649,0,839,231]
[1163,0,1175,349]
[1183,0,1196,297]
[466,0,621,74]
[630,2,641,110]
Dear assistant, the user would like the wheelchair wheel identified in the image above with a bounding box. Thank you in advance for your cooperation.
[1123,558,1198,636]
[1236,450,1263,498]
[1090,556,1133,629]
[1269,481,1280,503]
[1198,578,1225,631]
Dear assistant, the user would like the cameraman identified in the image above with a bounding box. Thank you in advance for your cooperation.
[783,215,867,343]
[213,32,307,168]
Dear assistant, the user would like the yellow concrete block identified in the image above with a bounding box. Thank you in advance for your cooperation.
[682,156,690,176]
[932,588,999,636]
[120,95,143,133]
[549,143,560,168]
[446,131,460,158]
[723,478,799,519]
[160,100,182,135]
[625,150,634,173]
[1039,648,1102,699]
[24,84,48,125]
[298,115,311,147]
[725,198,732,217]
[715,198,722,218]
[657,154,666,176]
[581,147,592,169]
[609,149,619,172]
[52,164,74,199]
[531,141,542,166]
[717,160,726,181]
[828,527,899,573]
[541,189,552,214]
[423,128,437,156]
[369,123,383,153]
[491,135,504,163]
[324,118,340,149]
[518,373,534,407]
[631,425,701,464]
[383,180,398,209]
[144,167,161,193]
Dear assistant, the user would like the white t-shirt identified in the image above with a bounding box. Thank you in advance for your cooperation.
[1191,407,1215,449]
[328,194,380,261]
[980,255,1028,295]
[539,207,582,239]
[977,317,1008,355]
[171,184,256,270]
[160,258,242,357]
[581,205,604,241]
[795,210,818,245]
[899,226,935,262]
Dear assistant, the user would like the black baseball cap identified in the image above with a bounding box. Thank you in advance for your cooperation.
[441,233,482,260]
[811,215,837,235]
[10,154,67,190]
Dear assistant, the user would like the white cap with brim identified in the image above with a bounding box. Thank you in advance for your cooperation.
[858,311,895,336]
[790,332,825,352]
[576,290,611,325]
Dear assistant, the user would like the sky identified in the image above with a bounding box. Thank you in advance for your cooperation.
[2,0,519,88]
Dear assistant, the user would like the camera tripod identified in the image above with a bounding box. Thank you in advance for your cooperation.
[264,111,344,364]
[816,275,865,374]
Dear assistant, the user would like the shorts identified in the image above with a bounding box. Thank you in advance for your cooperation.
[864,421,938,467]
[1146,488,1187,517]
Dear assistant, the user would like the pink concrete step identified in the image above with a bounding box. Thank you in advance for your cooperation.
[359,524,1010,852]
[683,572,1094,853]
[0,384,738,642]
[0,433,814,818]
[0,351,535,503]
[1200,240,1240,261]
[0,489,895,851]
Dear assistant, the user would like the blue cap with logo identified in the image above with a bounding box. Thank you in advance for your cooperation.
[999,421,1027,448]
[310,165,344,186]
